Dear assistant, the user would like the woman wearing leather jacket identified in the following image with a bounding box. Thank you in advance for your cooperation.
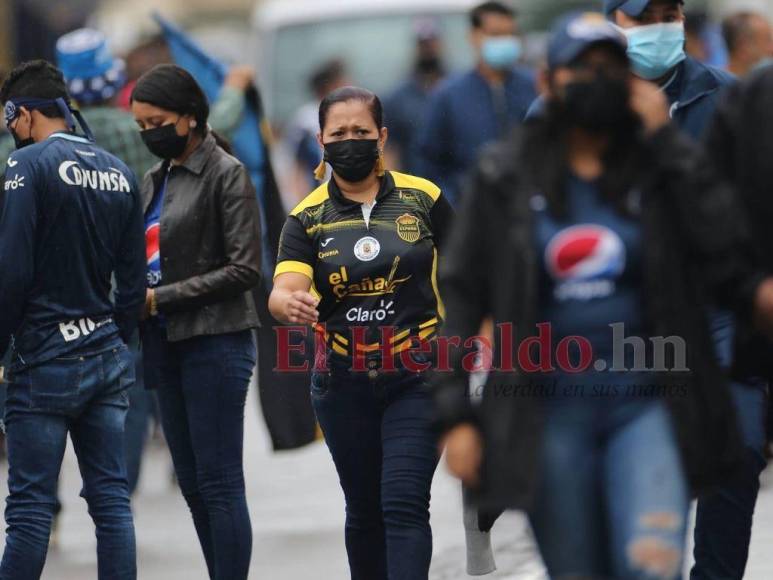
[131,64,262,580]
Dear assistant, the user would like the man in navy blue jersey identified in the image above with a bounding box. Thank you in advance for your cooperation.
[0,60,144,580]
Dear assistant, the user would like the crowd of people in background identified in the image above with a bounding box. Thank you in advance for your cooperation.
[1,0,773,579]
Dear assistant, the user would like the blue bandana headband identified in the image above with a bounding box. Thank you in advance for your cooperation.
[4,97,95,142]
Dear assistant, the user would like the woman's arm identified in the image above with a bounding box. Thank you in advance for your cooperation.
[208,66,253,136]
[429,193,455,251]
[269,214,320,325]
[269,273,319,325]
[154,163,262,314]
[432,153,501,488]
[433,158,495,433]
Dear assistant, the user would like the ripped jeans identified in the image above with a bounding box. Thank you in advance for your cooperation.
[529,396,689,580]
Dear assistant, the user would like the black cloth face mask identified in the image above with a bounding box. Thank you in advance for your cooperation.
[141,122,189,160]
[10,117,34,150]
[324,139,380,183]
[560,73,632,134]
[11,129,34,150]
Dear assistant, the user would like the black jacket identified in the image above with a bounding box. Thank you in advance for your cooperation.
[704,67,773,379]
[142,132,262,342]
[434,123,761,510]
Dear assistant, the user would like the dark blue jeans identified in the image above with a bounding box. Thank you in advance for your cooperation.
[142,325,256,580]
[690,312,769,580]
[1,342,136,580]
[690,379,768,580]
[311,363,439,580]
[124,340,155,494]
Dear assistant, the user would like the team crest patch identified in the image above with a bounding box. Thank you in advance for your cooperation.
[395,214,421,243]
[354,236,381,261]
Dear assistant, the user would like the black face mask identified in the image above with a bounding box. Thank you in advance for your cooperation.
[12,130,34,150]
[141,122,189,160]
[324,139,380,183]
[416,55,443,75]
[560,74,632,134]
[10,118,34,150]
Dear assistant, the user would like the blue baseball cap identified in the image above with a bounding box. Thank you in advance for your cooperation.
[548,12,628,69]
[56,28,127,106]
[603,0,683,17]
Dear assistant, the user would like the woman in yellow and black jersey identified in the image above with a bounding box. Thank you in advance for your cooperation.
[269,86,452,580]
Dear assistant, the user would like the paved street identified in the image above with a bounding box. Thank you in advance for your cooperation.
[1,384,772,579]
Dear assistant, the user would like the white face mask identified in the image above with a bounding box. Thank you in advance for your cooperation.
[617,22,687,81]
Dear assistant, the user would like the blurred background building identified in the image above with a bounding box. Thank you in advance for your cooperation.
[1,0,770,123]
[0,0,771,200]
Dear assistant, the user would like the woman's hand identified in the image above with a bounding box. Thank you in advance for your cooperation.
[754,277,773,338]
[441,423,483,488]
[270,272,319,325]
[278,290,320,325]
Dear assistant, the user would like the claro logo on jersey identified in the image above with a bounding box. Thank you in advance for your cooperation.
[328,257,412,300]
[346,300,396,322]
[58,161,131,192]
[4,174,25,191]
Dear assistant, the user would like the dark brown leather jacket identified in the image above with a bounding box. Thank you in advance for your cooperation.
[141,132,261,341]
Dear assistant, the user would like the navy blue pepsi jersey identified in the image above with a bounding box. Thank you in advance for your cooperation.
[0,132,146,368]
[535,175,645,383]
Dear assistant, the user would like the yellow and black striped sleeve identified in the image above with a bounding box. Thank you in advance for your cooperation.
[274,215,314,280]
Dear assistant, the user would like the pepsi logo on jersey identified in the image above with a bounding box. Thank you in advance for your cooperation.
[545,224,626,301]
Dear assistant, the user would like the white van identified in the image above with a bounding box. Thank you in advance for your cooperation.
[252,0,480,127]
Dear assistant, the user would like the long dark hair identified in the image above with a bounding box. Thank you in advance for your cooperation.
[521,98,647,219]
[131,64,233,154]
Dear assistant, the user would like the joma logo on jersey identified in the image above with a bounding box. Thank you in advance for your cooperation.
[59,161,131,192]
[328,258,412,300]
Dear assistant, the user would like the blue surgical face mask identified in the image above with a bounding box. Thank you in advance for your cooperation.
[621,22,686,81]
[481,36,522,70]
[752,56,773,73]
